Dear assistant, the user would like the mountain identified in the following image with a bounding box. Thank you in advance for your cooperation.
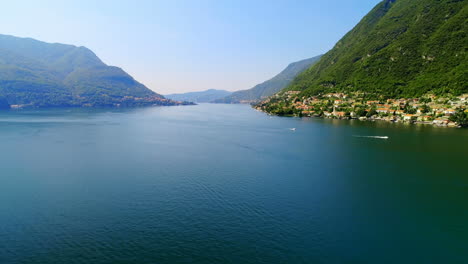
[214,55,322,103]
[165,89,232,103]
[285,0,467,98]
[0,34,185,108]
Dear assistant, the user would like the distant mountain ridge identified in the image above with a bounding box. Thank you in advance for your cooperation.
[0,34,184,108]
[285,0,467,98]
[214,55,322,103]
[165,89,232,103]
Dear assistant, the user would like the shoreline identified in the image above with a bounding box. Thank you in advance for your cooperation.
[256,107,464,128]
[255,107,462,128]
[254,91,468,128]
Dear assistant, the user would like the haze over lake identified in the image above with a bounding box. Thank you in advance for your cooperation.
[1,104,467,264]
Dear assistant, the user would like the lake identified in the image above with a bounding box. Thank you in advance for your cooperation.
[0,103,467,264]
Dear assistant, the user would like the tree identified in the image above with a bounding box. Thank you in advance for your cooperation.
[404,103,417,114]
[356,108,367,117]
[449,108,468,128]
[421,104,431,114]
[420,97,432,103]
[366,107,377,117]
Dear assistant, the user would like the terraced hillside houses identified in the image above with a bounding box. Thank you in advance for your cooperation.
[255,92,468,128]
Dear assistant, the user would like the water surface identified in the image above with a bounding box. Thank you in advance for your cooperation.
[1,104,467,264]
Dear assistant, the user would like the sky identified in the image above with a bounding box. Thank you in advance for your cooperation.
[0,0,381,94]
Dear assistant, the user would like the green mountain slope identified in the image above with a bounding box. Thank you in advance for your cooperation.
[0,34,181,108]
[214,55,322,103]
[287,0,467,98]
[165,89,232,103]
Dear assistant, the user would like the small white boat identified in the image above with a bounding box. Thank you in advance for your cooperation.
[290,128,296,131]
[374,136,389,139]
[353,135,389,139]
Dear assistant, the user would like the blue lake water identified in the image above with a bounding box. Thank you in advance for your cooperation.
[0,103,467,264]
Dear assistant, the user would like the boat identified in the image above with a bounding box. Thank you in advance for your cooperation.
[353,135,389,139]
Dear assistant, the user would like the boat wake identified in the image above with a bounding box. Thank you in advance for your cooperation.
[353,135,389,139]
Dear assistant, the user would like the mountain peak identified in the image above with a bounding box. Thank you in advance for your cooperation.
[165,89,232,103]
[214,55,323,103]
[0,34,186,108]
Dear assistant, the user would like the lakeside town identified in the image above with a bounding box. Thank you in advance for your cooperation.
[255,91,468,128]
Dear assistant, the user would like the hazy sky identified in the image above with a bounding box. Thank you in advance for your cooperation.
[0,0,380,94]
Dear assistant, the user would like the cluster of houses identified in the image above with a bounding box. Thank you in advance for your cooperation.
[264,91,468,127]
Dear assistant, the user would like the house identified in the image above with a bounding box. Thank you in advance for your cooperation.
[418,115,432,121]
[433,118,449,126]
[403,114,416,121]
[376,108,390,114]
[444,109,456,115]
[334,111,346,117]
[366,100,380,105]
[328,93,347,99]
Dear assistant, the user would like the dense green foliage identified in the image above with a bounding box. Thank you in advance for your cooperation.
[258,97,302,116]
[287,0,467,98]
[0,34,179,108]
[165,89,232,103]
[449,108,468,127]
[215,55,322,103]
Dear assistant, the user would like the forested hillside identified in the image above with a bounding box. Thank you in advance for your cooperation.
[0,34,182,108]
[215,55,322,103]
[286,0,467,98]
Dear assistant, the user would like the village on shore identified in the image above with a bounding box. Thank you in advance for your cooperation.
[255,91,468,128]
